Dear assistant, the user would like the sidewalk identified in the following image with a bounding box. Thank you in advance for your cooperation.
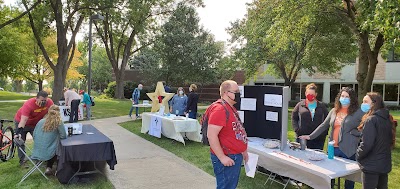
[80,116,215,189]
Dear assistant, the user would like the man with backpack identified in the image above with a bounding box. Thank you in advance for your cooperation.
[203,80,248,189]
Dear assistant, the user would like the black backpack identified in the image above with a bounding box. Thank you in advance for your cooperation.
[90,96,95,106]
[200,101,230,146]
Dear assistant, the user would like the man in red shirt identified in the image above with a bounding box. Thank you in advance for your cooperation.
[14,91,54,167]
[207,80,248,189]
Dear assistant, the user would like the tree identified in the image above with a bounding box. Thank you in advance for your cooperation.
[94,0,203,98]
[21,0,93,103]
[0,0,41,29]
[229,0,357,87]
[334,0,400,100]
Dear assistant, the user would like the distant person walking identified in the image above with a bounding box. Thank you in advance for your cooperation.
[170,87,187,116]
[206,80,248,189]
[185,84,199,119]
[63,88,81,123]
[129,84,143,119]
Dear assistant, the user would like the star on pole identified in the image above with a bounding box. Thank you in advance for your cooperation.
[146,82,174,113]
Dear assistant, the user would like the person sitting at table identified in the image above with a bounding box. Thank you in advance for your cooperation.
[31,105,67,175]
[170,87,188,116]
[299,87,364,189]
[357,92,392,189]
[292,83,329,150]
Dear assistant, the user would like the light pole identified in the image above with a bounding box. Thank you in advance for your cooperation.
[88,14,104,96]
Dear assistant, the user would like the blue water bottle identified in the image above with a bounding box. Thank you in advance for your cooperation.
[328,140,335,159]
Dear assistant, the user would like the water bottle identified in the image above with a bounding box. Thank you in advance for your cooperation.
[328,140,335,159]
[176,110,179,116]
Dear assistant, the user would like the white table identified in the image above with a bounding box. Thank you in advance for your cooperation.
[132,104,152,115]
[248,137,362,189]
[141,112,202,145]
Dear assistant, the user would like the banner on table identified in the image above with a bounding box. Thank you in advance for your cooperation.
[149,115,162,138]
[59,105,84,122]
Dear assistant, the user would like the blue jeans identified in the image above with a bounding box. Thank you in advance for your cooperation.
[188,111,196,119]
[129,106,139,117]
[332,147,355,189]
[211,153,243,189]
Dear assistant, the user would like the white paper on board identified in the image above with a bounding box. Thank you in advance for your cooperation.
[238,86,244,98]
[237,111,245,123]
[245,152,259,178]
[264,94,283,107]
[240,98,257,111]
[266,111,279,122]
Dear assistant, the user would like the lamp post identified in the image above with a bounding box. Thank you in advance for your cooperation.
[88,14,104,96]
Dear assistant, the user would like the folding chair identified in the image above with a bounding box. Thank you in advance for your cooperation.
[14,138,48,185]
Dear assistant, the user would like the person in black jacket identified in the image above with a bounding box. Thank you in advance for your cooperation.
[357,92,392,189]
[292,83,329,150]
[185,84,199,119]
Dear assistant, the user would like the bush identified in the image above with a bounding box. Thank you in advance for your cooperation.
[104,81,116,97]
[97,94,110,99]
[43,87,53,95]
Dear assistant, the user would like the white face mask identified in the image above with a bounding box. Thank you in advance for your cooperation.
[179,91,184,95]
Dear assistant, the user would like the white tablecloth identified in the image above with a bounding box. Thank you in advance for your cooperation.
[248,137,362,189]
[141,112,202,145]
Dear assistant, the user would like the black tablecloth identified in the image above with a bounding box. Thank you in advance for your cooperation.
[56,124,117,183]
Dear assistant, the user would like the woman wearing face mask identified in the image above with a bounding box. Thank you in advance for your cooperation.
[299,87,364,189]
[185,84,199,119]
[292,83,329,150]
[357,93,392,189]
[170,87,188,116]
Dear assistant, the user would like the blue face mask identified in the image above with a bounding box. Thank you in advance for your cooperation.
[339,97,350,106]
[361,103,371,113]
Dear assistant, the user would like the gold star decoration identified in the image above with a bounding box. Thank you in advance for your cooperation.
[146,82,174,113]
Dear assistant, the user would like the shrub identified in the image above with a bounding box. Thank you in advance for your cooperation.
[43,87,53,95]
[104,81,116,97]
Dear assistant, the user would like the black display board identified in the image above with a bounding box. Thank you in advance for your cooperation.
[234,85,288,141]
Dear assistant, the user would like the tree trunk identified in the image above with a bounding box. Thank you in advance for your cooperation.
[38,79,43,91]
[14,80,23,92]
[114,71,125,99]
[52,66,67,104]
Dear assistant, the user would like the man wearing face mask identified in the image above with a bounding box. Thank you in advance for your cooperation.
[207,80,248,189]
[129,84,143,119]
[292,83,329,150]
[14,91,54,167]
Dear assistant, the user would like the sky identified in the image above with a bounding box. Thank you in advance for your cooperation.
[3,0,251,43]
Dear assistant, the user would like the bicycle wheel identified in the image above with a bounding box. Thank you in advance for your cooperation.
[0,126,15,161]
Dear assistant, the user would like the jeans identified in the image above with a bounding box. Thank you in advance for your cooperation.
[69,99,80,123]
[362,172,388,189]
[14,121,34,164]
[188,111,197,119]
[129,106,139,117]
[85,103,91,120]
[211,153,243,189]
[332,147,355,189]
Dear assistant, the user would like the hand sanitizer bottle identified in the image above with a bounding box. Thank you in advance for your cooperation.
[328,140,335,159]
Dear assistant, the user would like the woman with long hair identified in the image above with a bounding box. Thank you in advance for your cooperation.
[32,105,66,175]
[299,87,364,189]
[185,84,199,119]
[357,92,392,189]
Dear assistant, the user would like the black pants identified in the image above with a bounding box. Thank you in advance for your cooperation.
[296,137,325,150]
[47,155,57,168]
[14,121,34,164]
[69,99,80,123]
[362,172,388,189]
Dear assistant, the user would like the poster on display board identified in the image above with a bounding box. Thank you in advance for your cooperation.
[234,85,289,150]
[59,100,84,122]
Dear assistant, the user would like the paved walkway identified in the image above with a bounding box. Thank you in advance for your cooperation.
[79,116,215,189]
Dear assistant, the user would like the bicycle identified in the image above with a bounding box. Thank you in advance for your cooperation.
[0,119,15,162]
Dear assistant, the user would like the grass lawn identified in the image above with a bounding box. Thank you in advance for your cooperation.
[120,110,400,189]
[0,91,34,101]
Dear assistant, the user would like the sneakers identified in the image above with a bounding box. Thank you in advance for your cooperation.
[135,115,141,119]
[45,167,53,175]
[19,160,29,169]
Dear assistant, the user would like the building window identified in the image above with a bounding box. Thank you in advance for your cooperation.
[330,84,341,102]
[291,83,301,101]
[276,83,285,86]
[255,83,263,86]
[264,83,275,86]
[372,84,384,95]
[384,84,398,101]
[387,48,400,62]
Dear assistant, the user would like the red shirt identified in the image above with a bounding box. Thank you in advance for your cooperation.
[208,100,248,155]
[14,98,54,127]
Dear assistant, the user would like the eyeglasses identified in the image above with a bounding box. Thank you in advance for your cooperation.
[227,91,240,94]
